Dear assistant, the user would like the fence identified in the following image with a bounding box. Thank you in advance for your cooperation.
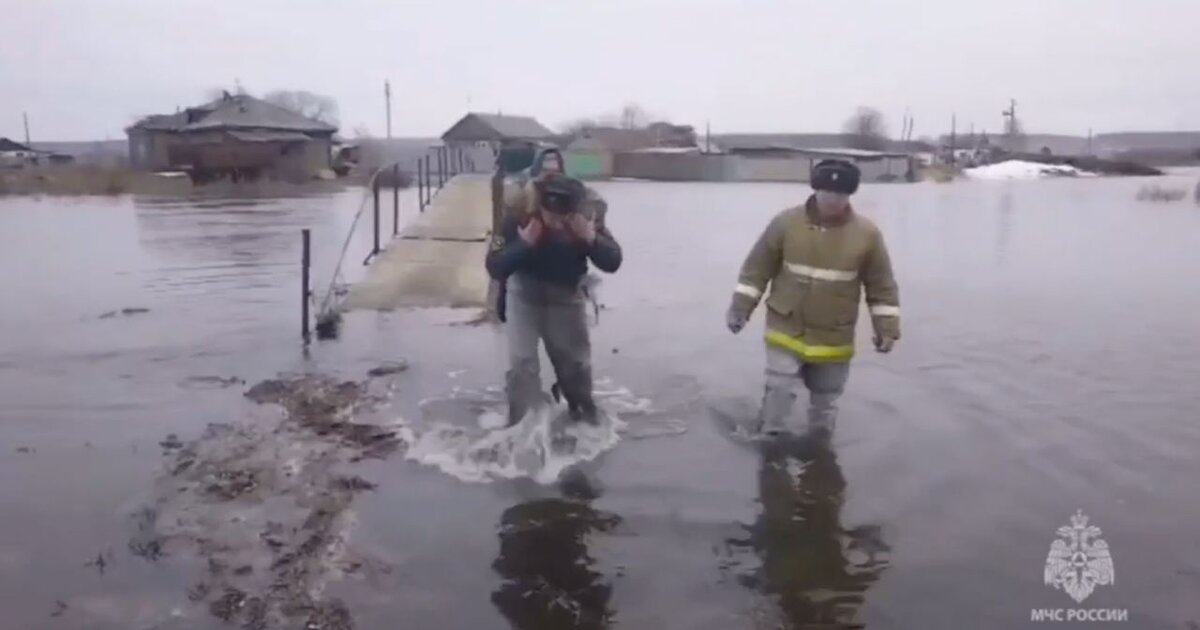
[300,144,479,343]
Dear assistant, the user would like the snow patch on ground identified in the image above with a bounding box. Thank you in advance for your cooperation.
[964,160,1097,181]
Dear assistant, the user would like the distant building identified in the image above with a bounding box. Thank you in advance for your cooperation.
[125,92,337,179]
[725,145,915,183]
[565,124,699,179]
[441,113,554,153]
[0,137,74,168]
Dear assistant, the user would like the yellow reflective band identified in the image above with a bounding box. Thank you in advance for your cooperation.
[869,304,901,317]
[785,262,858,282]
[765,330,854,362]
[734,283,763,300]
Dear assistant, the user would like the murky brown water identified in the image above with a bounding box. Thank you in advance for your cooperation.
[2,172,1199,629]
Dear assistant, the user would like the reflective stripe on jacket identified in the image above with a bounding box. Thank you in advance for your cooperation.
[730,197,900,362]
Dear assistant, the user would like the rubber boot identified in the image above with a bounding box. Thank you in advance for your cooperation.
[756,383,798,436]
[505,366,541,427]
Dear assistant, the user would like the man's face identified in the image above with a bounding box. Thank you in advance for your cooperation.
[815,190,851,216]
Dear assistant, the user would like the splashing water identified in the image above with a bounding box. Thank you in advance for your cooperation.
[397,405,624,484]
[395,378,689,484]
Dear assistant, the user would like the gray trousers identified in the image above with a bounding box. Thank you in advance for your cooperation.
[505,274,594,424]
[758,345,851,435]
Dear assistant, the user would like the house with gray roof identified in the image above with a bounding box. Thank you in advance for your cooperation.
[441,113,554,146]
[126,92,337,179]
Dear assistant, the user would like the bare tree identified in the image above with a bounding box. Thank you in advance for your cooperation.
[618,103,651,129]
[843,106,890,151]
[262,90,339,126]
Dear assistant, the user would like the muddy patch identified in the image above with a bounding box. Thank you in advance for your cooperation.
[128,374,404,629]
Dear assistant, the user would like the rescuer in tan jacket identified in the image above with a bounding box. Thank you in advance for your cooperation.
[727,159,900,438]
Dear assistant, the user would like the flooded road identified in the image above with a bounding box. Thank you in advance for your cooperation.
[2,172,1199,629]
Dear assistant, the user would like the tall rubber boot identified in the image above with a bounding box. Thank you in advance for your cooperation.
[755,382,798,436]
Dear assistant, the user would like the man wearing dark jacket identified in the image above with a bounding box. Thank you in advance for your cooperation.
[486,173,622,426]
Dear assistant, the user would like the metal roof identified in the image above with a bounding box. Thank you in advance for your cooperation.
[0,137,34,152]
[442,112,554,142]
[130,94,336,134]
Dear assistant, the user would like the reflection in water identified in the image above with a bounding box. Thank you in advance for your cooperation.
[491,491,621,630]
[730,438,890,628]
[996,186,1014,266]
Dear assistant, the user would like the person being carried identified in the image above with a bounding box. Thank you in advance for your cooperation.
[493,148,609,324]
[486,172,622,426]
[726,159,901,439]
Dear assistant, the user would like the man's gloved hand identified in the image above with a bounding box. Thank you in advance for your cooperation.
[726,306,748,334]
[873,335,896,353]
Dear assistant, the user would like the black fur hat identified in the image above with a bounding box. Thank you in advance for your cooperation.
[811,159,861,195]
[534,172,586,215]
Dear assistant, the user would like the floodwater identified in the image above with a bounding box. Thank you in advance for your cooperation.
[2,171,1199,629]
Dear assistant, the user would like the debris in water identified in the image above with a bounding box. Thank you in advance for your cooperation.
[135,374,402,629]
[244,379,291,403]
[180,375,246,390]
[15,446,34,454]
[315,311,342,340]
[296,599,354,630]
[209,587,249,622]
[202,468,260,500]
[99,307,151,319]
[367,361,408,378]
[50,600,68,618]
[333,476,377,492]
[85,550,113,574]
[187,582,211,602]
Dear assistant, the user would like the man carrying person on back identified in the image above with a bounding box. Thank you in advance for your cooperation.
[726,159,901,439]
[486,172,622,427]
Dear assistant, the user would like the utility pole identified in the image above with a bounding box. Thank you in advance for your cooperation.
[1002,98,1019,150]
[705,121,711,152]
[950,113,957,164]
[1087,128,1093,155]
[384,80,392,140]
[23,112,30,145]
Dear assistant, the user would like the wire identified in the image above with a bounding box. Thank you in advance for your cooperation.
[316,164,388,318]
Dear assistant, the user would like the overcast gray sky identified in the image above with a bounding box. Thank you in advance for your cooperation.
[3,0,1198,141]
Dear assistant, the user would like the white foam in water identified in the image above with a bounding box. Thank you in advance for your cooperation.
[394,378,680,484]
[476,410,508,431]
[396,405,625,484]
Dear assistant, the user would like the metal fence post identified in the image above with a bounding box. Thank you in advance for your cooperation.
[392,163,400,236]
[424,154,432,203]
[372,177,381,256]
[301,229,311,343]
[417,159,425,213]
